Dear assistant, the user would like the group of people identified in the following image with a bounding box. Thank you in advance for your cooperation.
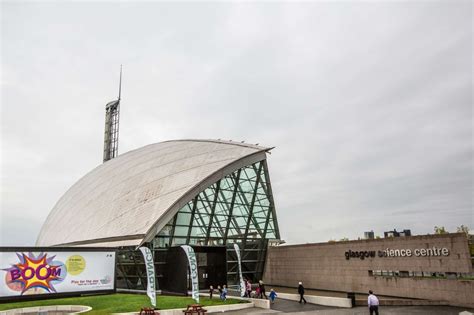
[245,279,278,303]
[208,284,227,301]
[243,279,272,300]
[209,280,381,314]
[206,281,305,305]
[208,280,278,303]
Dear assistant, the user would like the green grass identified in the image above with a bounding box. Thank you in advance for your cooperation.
[0,293,247,314]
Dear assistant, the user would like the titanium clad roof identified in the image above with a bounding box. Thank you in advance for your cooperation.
[36,139,271,247]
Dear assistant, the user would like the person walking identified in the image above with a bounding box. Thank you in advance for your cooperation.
[209,285,214,299]
[298,282,307,304]
[246,279,252,298]
[269,289,278,304]
[259,280,267,299]
[368,290,379,315]
[221,285,228,301]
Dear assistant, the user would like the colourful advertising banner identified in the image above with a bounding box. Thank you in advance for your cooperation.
[0,250,115,298]
[139,247,156,307]
[180,245,199,303]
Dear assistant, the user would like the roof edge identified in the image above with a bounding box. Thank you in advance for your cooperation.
[162,139,274,152]
[48,234,145,247]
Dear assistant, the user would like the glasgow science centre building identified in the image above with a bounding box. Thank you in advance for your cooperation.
[4,140,473,307]
[36,139,281,293]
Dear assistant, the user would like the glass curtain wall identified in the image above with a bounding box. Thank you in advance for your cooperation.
[116,159,280,290]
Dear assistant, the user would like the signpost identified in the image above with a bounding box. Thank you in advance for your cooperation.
[139,246,156,307]
[233,243,246,297]
[180,245,199,303]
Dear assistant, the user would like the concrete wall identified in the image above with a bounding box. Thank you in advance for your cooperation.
[276,292,352,308]
[263,233,473,308]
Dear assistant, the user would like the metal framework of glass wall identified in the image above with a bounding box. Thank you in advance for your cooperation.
[116,159,280,290]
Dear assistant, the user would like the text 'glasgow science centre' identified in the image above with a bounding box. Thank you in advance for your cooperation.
[345,246,450,260]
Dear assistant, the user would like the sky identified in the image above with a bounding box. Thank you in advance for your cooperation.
[1,1,472,246]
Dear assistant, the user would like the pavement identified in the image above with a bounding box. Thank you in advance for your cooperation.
[218,298,474,315]
[222,288,474,315]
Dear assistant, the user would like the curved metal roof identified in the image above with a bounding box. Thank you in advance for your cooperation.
[36,139,272,247]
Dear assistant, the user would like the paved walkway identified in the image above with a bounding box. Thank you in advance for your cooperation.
[223,289,473,314]
[268,286,407,300]
[270,298,336,313]
[275,305,473,315]
[219,299,473,315]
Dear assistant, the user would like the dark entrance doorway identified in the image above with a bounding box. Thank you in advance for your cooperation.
[193,246,227,289]
[161,246,227,295]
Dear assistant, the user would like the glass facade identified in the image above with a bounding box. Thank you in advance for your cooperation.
[116,159,280,290]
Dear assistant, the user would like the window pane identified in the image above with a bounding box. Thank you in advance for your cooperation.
[174,226,188,237]
[176,212,191,225]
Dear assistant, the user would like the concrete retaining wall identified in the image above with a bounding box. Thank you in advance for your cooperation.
[356,299,449,306]
[0,305,92,314]
[276,293,352,308]
[247,297,271,309]
[199,291,270,309]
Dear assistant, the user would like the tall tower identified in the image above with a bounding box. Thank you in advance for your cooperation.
[103,66,122,163]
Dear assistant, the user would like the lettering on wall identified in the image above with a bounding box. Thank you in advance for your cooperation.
[344,247,450,260]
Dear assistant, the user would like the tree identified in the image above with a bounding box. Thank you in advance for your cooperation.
[339,237,349,241]
[434,226,447,234]
[456,225,470,236]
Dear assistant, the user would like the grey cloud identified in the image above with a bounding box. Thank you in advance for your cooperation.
[1,1,472,246]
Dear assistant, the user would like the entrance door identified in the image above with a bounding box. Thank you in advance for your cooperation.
[162,246,227,295]
[193,246,227,289]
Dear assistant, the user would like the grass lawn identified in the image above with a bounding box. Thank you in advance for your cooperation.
[0,293,247,314]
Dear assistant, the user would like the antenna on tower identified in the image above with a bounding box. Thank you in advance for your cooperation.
[103,66,122,163]
[118,64,122,100]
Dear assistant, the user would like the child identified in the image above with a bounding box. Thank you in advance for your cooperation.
[269,289,277,303]
[209,285,214,299]
[221,285,228,301]
[255,286,261,299]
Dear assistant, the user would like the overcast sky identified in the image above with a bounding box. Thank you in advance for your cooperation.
[1,1,472,246]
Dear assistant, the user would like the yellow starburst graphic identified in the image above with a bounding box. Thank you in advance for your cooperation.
[7,253,63,294]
